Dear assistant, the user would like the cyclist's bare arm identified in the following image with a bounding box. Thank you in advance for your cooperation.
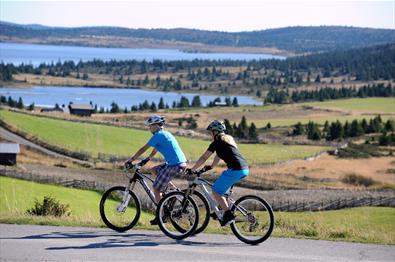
[210,155,221,168]
[127,144,151,163]
[148,148,158,159]
[191,150,213,171]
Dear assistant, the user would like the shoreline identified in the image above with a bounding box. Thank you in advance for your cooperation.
[0,37,292,57]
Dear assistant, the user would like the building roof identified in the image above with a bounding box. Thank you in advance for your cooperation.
[69,104,94,110]
[0,143,20,154]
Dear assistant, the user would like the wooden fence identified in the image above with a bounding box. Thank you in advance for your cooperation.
[1,169,394,212]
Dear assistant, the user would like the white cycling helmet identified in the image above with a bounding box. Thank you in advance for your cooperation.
[145,115,165,126]
[207,120,226,133]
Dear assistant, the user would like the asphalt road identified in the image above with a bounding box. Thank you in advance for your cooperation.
[0,224,394,261]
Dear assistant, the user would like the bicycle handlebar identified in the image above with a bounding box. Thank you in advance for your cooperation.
[189,165,212,176]
[125,157,150,170]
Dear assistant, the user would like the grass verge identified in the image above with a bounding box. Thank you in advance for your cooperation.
[1,176,394,244]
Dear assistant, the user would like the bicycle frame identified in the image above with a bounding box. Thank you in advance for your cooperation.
[123,167,158,207]
[186,174,233,220]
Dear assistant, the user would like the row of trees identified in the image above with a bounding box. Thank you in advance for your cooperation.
[101,96,239,114]
[0,96,35,110]
[223,116,259,140]
[265,83,395,104]
[292,116,394,141]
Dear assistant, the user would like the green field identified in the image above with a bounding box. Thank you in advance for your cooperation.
[252,114,394,128]
[0,110,328,165]
[1,176,394,244]
[302,97,395,113]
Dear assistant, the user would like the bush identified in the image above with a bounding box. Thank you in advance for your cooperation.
[337,143,382,159]
[341,174,376,187]
[27,196,71,217]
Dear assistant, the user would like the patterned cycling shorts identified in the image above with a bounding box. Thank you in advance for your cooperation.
[153,163,186,192]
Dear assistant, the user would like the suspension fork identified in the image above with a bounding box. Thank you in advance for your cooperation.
[179,185,196,212]
[121,179,136,204]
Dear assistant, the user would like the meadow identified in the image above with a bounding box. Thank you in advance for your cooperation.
[165,97,395,128]
[0,110,329,165]
[1,176,393,244]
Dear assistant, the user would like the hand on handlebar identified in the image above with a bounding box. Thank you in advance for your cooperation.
[124,157,150,169]
[185,165,212,176]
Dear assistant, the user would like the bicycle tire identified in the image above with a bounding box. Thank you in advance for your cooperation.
[182,190,210,235]
[157,191,199,240]
[230,195,274,245]
[99,186,141,232]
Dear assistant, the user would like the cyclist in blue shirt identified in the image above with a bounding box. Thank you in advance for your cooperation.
[188,120,249,226]
[126,115,187,225]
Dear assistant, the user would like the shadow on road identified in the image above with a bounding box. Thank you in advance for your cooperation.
[1,229,243,250]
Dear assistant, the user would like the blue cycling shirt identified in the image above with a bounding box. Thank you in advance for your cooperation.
[147,130,186,165]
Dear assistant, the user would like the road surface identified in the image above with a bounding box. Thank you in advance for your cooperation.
[0,224,394,261]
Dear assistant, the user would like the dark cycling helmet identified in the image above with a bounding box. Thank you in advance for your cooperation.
[145,115,165,126]
[207,120,226,133]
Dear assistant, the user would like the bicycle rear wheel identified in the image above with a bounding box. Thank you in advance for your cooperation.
[100,186,141,232]
[157,191,199,240]
[230,195,274,245]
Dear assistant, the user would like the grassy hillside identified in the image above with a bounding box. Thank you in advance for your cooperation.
[1,176,394,244]
[0,110,328,165]
[302,98,395,113]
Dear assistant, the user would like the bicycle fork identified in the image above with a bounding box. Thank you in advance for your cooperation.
[116,180,135,213]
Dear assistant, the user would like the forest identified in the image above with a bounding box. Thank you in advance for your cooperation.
[1,22,395,53]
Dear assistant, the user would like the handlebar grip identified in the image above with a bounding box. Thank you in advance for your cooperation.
[124,161,133,169]
[139,157,151,167]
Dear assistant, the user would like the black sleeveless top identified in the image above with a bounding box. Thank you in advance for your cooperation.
[207,137,248,170]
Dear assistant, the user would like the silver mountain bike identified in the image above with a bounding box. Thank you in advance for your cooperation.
[156,166,275,245]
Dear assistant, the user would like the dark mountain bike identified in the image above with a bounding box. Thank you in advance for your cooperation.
[99,158,208,233]
[156,166,275,244]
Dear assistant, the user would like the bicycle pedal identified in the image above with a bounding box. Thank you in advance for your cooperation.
[209,212,218,220]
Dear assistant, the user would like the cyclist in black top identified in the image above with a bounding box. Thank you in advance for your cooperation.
[188,120,249,226]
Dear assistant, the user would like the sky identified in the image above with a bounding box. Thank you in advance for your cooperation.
[0,0,394,32]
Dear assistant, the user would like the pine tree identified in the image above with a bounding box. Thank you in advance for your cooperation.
[350,120,364,137]
[232,97,239,107]
[110,102,120,113]
[306,121,321,140]
[224,119,233,135]
[293,122,305,136]
[16,97,24,109]
[248,122,258,140]
[150,102,157,112]
[191,96,202,107]
[327,120,344,141]
[158,97,165,109]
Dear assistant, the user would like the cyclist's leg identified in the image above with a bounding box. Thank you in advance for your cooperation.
[212,169,247,208]
[212,169,249,225]
[153,164,185,203]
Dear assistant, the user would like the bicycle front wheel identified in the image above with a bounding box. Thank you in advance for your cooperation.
[99,186,141,232]
[157,191,199,240]
[230,195,274,245]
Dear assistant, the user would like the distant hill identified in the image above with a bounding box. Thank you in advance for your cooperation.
[1,22,395,53]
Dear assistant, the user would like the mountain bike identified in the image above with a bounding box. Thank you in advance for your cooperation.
[99,158,209,233]
[156,166,275,245]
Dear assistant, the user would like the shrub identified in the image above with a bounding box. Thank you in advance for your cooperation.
[337,143,382,159]
[27,196,71,217]
[341,174,376,187]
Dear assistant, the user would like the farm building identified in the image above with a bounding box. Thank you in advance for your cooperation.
[68,104,95,117]
[0,143,20,166]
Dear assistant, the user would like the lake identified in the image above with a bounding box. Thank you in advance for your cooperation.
[0,86,262,109]
[0,42,285,66]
